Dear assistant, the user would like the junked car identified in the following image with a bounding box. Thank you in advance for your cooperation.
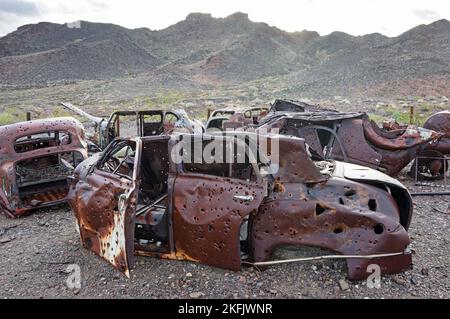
[206,106,269,131]
[0,117,88,217]
[68,132,413,280]
[61,102,204,151]
[255,105,443,177]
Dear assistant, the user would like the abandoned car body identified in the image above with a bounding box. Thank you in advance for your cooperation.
[206,106,269,131]
[0,117,88,217]
[61,102,204,151]
[410,111,450,180]
[68,132,413,280]
[256,111,442,176]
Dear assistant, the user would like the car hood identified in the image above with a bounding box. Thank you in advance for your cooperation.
[332,161,408,191]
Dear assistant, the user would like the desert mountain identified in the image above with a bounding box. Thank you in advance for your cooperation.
[0,13,449,97]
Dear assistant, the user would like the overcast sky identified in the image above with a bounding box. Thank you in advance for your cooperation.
[0,0,449,37]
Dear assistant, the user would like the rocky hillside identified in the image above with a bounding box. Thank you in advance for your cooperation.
[0,13,449,97]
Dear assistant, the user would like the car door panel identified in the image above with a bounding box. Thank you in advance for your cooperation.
[68,139,140,277]
[172,173,265,271]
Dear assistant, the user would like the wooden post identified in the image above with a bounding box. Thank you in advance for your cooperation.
[409,106,414,125]
[26,112,31,121]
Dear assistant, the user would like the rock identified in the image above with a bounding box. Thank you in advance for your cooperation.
[392,275,407,286]
[338,279,350,291]
[185,272,193,278]
[269,289,277,294]
[239,276,246,283]
[189,292,204,299]
[0,236,14,244]
[411,276,419,285]
[420,268,429,276]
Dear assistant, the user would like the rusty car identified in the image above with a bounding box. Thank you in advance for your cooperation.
[253,101,443,177]
[67,132,413,280]
[0,117,88,217]
[205,106,269,131]
[61,102,204,151]
[205,100,320,132]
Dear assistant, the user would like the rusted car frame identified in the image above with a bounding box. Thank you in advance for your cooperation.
[0,117,88,217]
[409,111,450,180]
[61,102,204,151]
[256,106,443,176]
[206,106,269,131]
[68,132,412,280]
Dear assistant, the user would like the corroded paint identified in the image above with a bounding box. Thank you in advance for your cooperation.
[69,134,413,280]
[258,111,441,176]
[0,117,88,217]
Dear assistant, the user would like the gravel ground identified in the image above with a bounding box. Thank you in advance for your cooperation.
[0,179,449,299]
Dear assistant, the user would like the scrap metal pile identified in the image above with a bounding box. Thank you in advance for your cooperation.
[0,99,448,280]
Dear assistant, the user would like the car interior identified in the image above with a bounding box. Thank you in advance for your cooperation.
[15,151,84,208]
[132,136,259,255]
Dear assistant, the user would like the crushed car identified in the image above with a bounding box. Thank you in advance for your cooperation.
[67,132,413,280]
[256,110,443,176]
[0,117,88,217]
[205,106,269,131]
[61,102,204,151]
[205,100,320,132]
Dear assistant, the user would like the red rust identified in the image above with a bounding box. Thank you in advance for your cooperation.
[0,117,88,217]
[68,133,413,280]
[257,109,442,176]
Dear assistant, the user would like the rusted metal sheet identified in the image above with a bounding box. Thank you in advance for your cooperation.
[68,133,413,280]
[68,165,137,276]
[172,174,265,270]
[0,117,88,217]
[257,110,441,176]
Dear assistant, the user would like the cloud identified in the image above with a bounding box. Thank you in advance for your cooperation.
[88,0,108,10]
[0,0,39,17]
[413,9,440,21]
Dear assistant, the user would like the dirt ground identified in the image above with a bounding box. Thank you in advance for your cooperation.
[0,178,449,299]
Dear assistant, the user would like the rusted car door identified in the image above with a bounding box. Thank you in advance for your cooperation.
[70,139,140,276]
[171,136,267,271]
